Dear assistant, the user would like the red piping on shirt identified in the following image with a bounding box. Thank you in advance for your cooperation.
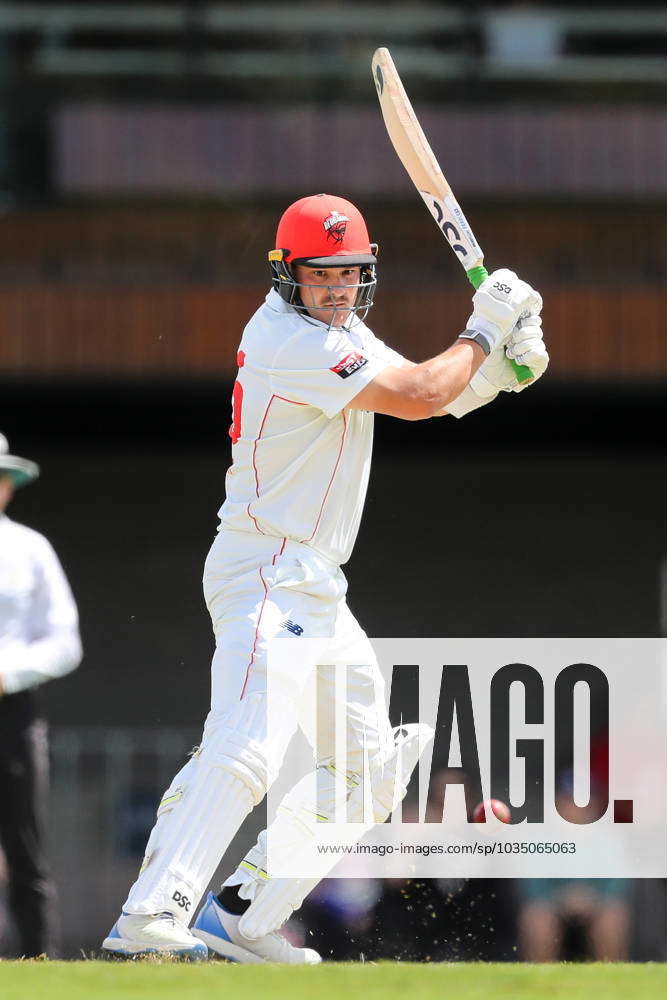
[246,394,308,533]
[275,395,307,405]
[301,409,348,544]
[240,536,287,700]
[246,395,275,533]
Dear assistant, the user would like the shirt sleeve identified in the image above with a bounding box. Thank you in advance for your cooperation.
[1,535,83,696]
[362,329,409,370]
[268,326,392,419]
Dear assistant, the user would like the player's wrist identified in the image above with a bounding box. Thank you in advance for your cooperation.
[456,330,489,359]
[459,317,503,355]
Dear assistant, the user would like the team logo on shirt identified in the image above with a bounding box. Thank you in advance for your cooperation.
[330,352,368,379]
[323,211,349,244]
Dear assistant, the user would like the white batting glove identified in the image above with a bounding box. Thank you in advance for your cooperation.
[459,268,543,356]
[447,317,549,417]
[504,316,549,390]
[473,316,549,394]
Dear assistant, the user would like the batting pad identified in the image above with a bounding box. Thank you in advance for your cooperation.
[237,723,433,939]
[120,700,287,919]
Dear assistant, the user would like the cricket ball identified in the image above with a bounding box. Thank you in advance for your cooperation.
[472,799,511,824]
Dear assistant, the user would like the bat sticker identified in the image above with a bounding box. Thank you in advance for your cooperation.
[445,195,483,259]
[424,195,468,260]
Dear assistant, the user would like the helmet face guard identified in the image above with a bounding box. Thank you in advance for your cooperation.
[269,250,377,327]
[268,194,379,328]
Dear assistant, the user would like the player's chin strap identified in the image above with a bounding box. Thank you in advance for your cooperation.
[229,722,433,941]
[267,248,378,325]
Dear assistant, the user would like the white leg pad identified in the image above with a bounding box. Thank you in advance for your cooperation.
[124,767,254,919]
[237,723,433,939]
[123,695,285,919]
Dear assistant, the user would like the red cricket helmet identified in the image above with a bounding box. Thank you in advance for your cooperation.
[268,194,378,325]
[274,193,377,267]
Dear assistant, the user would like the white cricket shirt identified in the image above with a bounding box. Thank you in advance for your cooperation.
[218,290,404,565]
[0,514,82,695]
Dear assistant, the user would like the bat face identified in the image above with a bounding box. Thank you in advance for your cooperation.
[371,47,484,272]
[371,49,450,205]
[372,47,533,383]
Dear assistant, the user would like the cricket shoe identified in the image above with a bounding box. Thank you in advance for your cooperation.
[193,891,321,964]
[102,910,208,960]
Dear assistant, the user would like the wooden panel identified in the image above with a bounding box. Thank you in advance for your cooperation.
[0,284,665,381]
[0,204,665,288]
[0,286,254,377]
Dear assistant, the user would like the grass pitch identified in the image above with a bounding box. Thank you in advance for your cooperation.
[0,961,665,1000]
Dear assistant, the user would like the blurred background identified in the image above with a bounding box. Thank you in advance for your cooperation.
[0,0,666,961]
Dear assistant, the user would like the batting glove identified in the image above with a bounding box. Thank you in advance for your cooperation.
[447,317,549,417]
[459,268,543,356]
[504,316,549,390]
[472,316,549,394]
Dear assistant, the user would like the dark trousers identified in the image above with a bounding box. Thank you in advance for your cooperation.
[0,707,58,958]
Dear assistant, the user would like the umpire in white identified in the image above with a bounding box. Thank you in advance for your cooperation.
[0,434,82,957]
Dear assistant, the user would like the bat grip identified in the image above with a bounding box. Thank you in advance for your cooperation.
[466,265,533,384]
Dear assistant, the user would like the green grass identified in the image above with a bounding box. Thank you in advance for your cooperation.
[0,961,665,1000]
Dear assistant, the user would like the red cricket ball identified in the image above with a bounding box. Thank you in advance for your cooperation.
[472,798,511,824]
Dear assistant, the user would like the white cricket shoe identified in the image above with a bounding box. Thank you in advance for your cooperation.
[102,911,208,960]
[192,891,321,964]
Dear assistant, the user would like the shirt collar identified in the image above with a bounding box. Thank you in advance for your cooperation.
[265,288,364,336]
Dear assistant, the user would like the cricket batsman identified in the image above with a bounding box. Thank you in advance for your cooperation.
[102,194,548,962]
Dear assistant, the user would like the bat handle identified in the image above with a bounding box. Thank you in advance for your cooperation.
[466,265,533,384]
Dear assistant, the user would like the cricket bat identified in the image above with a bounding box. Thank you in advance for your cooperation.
[371,47,532,382]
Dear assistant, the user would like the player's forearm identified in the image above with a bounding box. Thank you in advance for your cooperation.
[406,339,485,420]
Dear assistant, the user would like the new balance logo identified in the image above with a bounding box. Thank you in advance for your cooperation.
[281,619,304,636]
[172,890,191,912]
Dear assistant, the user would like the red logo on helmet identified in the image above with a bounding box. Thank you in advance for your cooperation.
[323,211,349,244]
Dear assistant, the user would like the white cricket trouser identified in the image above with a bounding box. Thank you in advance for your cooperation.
[122,529,392,919]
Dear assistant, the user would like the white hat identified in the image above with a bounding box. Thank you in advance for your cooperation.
[0,434,40,488]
